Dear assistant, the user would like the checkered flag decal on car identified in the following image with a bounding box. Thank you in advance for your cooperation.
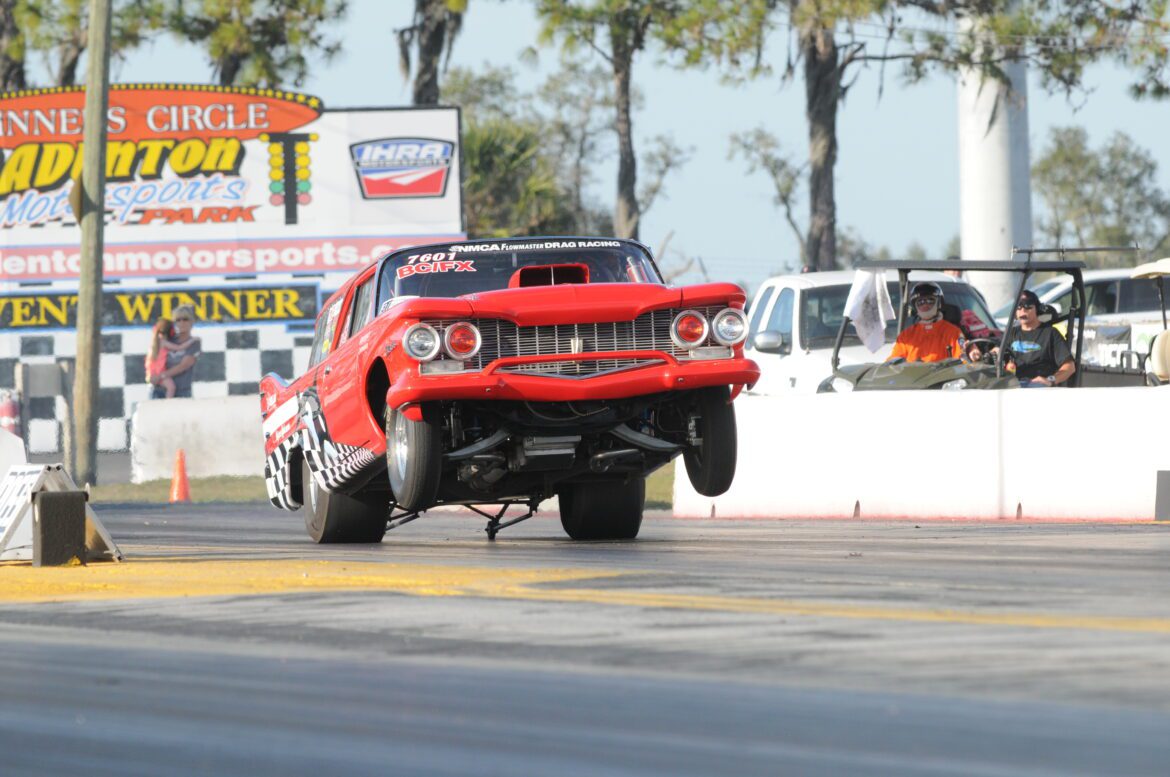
[264,436,302,511]
[296,389,383,495]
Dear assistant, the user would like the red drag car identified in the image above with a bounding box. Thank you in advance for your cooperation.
[260,237,759,542]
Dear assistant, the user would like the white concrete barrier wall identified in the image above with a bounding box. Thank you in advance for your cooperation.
[0,428,27,480]
[674,387,1170,521]
[130,397,264,483]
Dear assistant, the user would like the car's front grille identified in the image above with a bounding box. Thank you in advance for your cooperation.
[423,306,724,377]
[498,358,663,379]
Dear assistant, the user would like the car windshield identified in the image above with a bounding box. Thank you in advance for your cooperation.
[804,281,1001,349]
[377,239,662,303]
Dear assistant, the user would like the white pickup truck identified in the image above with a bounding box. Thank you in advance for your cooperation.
[744,270,1001,394]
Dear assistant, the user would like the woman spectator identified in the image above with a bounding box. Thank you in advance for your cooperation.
[150,305,201,398]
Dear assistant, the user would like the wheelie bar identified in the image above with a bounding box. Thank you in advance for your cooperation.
[467,501,541,540]
[383,509,423,533]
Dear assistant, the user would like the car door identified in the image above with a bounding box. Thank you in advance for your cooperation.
[316,268,380,452]
[299,293,345,478]
[746,283,776,346]
[748,286,796,394]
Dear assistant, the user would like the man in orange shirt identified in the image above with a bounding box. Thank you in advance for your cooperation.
[888,282,965,362]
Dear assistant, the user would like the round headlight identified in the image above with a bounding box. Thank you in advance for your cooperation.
[443,322,482,360]
[671,310,709,349]
[403,323,441,361]
[711,308,748,346]
[830,377,855,393]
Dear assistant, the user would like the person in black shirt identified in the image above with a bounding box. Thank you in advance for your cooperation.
[1007,290,1075,387]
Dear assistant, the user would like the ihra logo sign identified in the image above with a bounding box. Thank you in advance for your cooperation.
[349,138,453,199]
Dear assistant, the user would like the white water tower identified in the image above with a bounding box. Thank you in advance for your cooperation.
[957,34,1033,309]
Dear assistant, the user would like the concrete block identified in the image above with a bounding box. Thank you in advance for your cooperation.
[27,419,59,454]
[16,363,62,398]
[98,418,127,452]
[130,396,264,482]
[1156,471,1170,521]
[33,490,86,567]
[0,428,26,478]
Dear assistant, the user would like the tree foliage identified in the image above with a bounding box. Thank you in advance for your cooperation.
[168,0,347,87]
[1033,126,1170,266]
[732,126,947,269]
[441,62,519,121]
[536,59,614,226]
[444,66,579,238]
[460,117,577,238]
[692,1,1170,271]
[537,1,763,240]
[729,127,806,267]
[0,0,26,91]
[396,0,466,105]
[16,0,164,86]
[0,0,163,89]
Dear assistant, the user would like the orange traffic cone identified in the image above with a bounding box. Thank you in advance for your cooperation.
[169,449,191,503]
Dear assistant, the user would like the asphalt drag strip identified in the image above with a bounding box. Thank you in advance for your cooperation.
[0,503,1167,776]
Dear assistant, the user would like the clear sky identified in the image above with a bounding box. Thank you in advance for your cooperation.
[91,0,1170,294]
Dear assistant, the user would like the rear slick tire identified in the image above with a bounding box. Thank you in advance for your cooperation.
[301,458,387,543]
[385,404,443,512]
[558,478,645,540]
[683,386,737,497]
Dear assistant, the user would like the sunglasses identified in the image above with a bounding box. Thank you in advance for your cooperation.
[914,296,938,306]
[1016,303,1036,310]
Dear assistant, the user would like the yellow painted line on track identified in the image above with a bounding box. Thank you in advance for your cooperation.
[0,559,615,602]
[2,559,1168,634]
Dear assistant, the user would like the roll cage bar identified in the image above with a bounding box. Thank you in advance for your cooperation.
[830,248,1116,388]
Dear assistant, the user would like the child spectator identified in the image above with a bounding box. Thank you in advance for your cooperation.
[145,318,184,398]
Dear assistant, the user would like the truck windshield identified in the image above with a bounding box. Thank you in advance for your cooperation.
[803,281,1001,349]
[377,239,662,304]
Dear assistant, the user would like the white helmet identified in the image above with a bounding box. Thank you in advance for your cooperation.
[910,282,943,322]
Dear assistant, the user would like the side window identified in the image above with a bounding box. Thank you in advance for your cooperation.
[347,278,375,337]
[1119,278,1160,314]
[1086,281,1119,316]
[766,288,794,336]
[748,286,775,339]
[309,299,343,368]
[1052,289,1073,315]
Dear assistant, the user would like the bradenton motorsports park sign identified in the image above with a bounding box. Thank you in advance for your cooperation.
[0,84,463,285]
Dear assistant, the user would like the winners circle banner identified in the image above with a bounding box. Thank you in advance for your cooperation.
[0,282,320,329]
[0,84,463,284]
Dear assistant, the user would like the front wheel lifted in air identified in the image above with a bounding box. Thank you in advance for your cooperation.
[684,386,737,497]
[301,458,388,543]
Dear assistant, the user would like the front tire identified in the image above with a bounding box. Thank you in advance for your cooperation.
[301,458,387,543]
[386,404,443,512]
[684,386,737,497]
[558,478,645,540]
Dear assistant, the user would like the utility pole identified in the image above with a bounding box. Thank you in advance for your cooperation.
[72,0,112,485]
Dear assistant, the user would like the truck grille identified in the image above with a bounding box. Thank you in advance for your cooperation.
[423,306,724,377]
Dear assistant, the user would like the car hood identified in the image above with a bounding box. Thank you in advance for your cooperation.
[391,282,746,326]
